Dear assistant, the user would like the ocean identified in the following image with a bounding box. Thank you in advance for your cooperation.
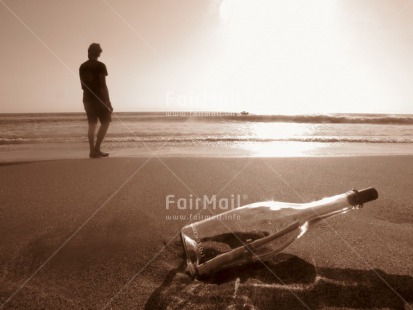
[1,112,413,160]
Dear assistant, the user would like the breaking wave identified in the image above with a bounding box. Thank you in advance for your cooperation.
[1,136,412,145]
[1,112,413,125]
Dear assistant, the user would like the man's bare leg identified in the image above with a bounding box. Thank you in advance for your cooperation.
[94,122,110,155]
[88,123,97,157]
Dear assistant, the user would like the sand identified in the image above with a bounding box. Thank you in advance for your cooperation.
[0,156,412,309]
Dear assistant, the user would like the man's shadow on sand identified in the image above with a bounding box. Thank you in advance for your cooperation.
[145,251,413,310]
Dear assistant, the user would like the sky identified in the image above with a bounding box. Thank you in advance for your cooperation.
[1,0,413,114]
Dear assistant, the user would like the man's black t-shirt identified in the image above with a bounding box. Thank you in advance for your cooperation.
[79,60,108,104]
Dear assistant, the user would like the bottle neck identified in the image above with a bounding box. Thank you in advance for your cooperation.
[301,191,359,223]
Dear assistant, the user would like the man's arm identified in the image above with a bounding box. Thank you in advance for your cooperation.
[99,74,113,112]
[79,66,86,90]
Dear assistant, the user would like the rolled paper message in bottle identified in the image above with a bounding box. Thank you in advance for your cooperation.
[180,187,378,277]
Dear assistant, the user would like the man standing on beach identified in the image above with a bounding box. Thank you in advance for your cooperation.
[79,43,113,158]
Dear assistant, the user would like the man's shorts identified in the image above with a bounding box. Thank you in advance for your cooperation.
[83,98,112,125]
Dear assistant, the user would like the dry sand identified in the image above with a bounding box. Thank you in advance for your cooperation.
[0,156,412,309]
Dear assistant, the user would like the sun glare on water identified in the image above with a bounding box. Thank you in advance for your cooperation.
[240,122,324,157]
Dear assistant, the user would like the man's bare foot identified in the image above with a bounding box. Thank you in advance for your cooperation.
[93,150,109,157]
[89,152,103,158]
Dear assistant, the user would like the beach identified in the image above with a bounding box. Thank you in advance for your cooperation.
[1,156,412,309]
[3,0,413,307]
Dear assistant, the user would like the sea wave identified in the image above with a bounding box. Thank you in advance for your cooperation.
[162,113,413,124]
[1,113,413,125]
[1,136,412,145]
[105,136,413,144]
[229,114,413,124]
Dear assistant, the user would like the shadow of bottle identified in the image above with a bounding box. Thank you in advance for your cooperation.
[145,252,413,310]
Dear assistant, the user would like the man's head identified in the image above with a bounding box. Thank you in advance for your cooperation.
[88,43,102,60]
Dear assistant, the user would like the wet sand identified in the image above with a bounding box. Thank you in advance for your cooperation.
[0,156,412,309]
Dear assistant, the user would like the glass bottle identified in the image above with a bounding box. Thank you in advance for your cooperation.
[180,188,378,277]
